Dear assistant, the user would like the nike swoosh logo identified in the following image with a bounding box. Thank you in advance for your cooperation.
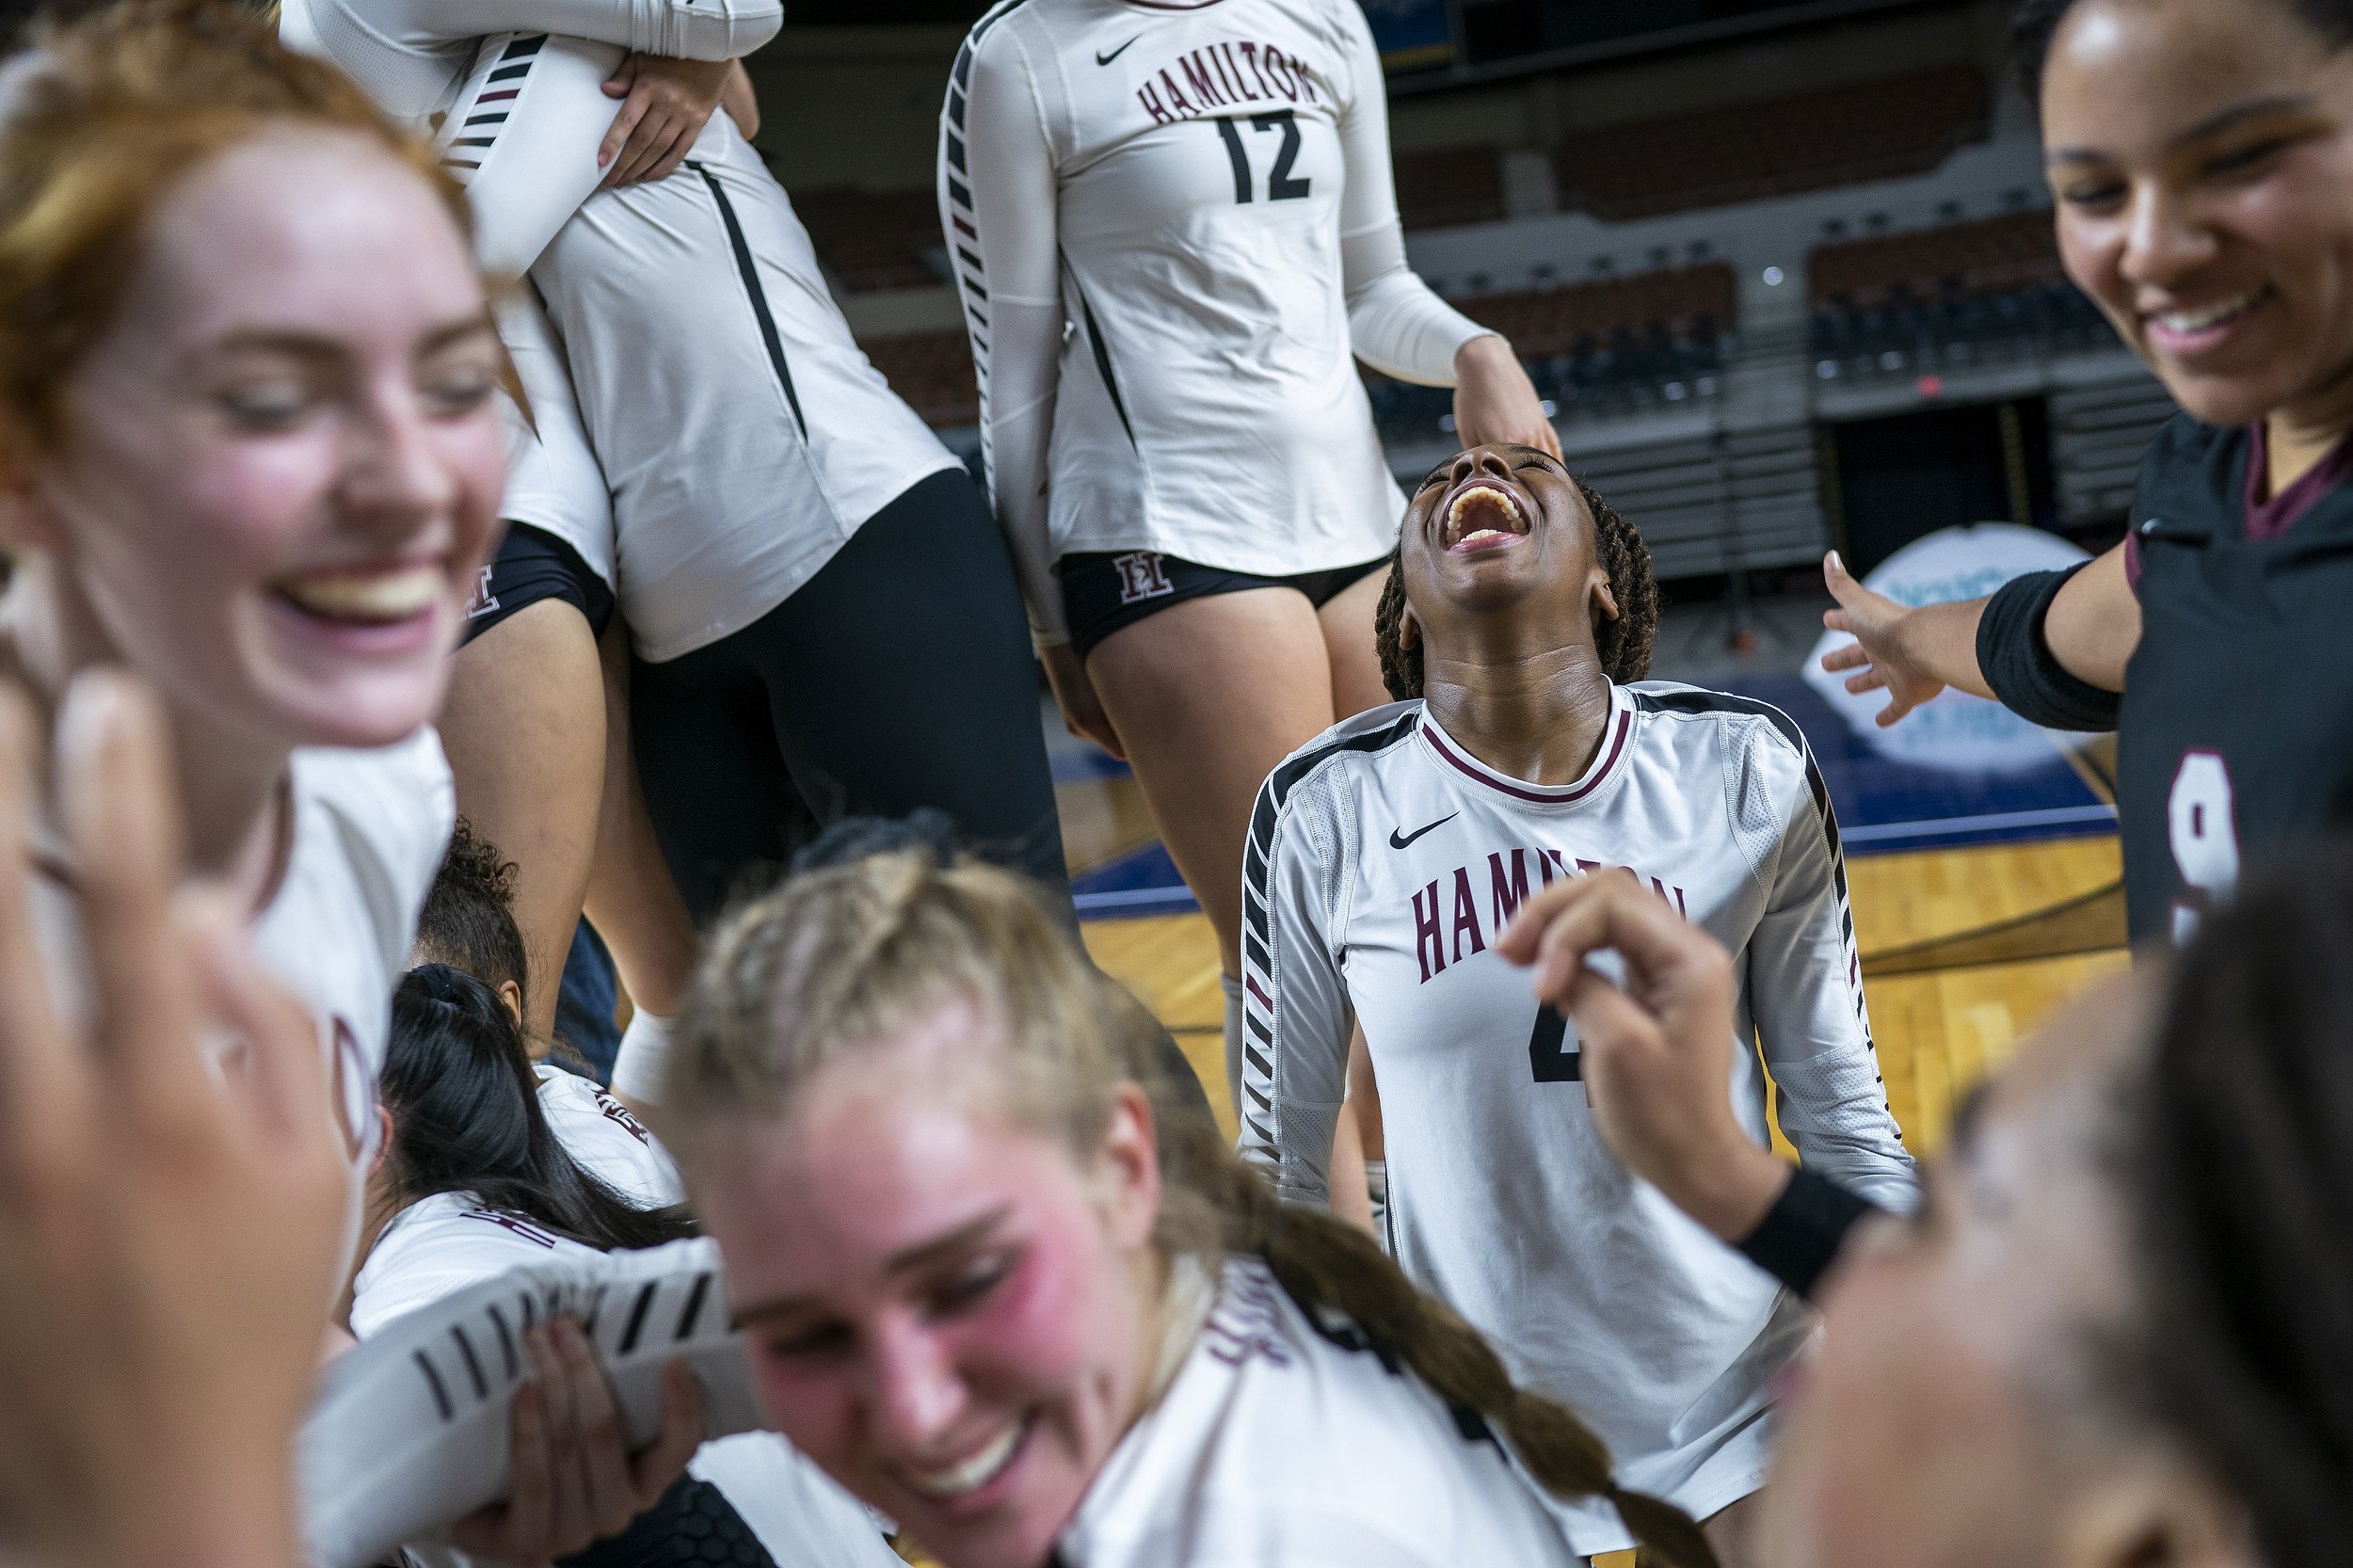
[1388,813,1457,851]
[1096,35,1141,64]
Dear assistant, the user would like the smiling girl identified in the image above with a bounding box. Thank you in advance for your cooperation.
[1237,443,1917,1564]
[1818,0,2353,944]
[0,6,698,1557]
[662,848,1717,1568]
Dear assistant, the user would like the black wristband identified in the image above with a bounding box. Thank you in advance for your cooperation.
[1976,565,2121,732]
[1735,1165,1881,1301]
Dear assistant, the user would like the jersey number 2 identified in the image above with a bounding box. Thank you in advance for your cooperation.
[1529,1004,1581,1082]
[1214,110,1310,203]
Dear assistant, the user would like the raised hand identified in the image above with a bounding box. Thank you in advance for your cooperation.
[0,671,346,1568]
[599,54,736,187]
[1494,868,1788,1242]
[1818,551,1947,727]
[445,1321,705,1566]
[1450,334,1562,459]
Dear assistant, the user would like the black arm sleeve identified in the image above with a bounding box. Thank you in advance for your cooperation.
[1736,1165,1882,1301]
[1976,566,2122,732]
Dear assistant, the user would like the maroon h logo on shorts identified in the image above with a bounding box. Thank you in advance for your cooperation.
[1113,551,1174,605]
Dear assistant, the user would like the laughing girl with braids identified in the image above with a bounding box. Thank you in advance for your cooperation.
[662,846,1712,1568]
[1235,443,1916,1564]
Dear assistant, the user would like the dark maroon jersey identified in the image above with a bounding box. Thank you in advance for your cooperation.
[2117,414,2353,942]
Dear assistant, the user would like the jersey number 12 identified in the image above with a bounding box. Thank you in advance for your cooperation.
[1214,110,1311,203]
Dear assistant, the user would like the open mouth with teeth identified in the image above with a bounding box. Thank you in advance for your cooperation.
[2143,285,2271,356]
[1441,482,1533,554]
[271,563,447,629]
[896,1415,1033,1507]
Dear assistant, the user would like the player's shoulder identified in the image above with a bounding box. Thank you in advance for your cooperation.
[955,0,1064,69]
[1625,680,1811,762]
[1136,1255,1564,1559]
[291,726,456,869]
[1263,700,1424,800]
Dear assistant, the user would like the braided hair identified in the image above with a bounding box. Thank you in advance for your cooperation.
[1373,476,1658,703]
[666,851,1717,1568]
[2129,846,2353,1566]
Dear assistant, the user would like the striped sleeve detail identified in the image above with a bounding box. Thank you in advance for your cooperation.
[937,1,1031,491]
[1626,688,1873,1050]
[1237,711,1421,1157]
[438,32,547,177]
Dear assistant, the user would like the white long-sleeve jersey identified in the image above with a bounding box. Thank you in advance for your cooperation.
[1057,1255,1587,1567]
[289,4,963,660]
[1236,683,1918,1553]
[940,0,1494,643]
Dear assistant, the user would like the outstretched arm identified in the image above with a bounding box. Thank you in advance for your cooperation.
[1819,539,2138,727]
[1330,5,1557,456]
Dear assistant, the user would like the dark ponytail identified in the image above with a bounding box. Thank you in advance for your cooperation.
[384,965,697,1253]
[1375,476,1658,702]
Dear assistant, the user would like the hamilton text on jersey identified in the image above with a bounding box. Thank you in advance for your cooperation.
[1411,848,1689,984]
[1131,38,1322,125]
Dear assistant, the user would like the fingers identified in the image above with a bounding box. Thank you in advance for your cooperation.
[1819,641,1866,672]
[629,1360,704,1503]
[0,683,75,1171]
[59,675,204,1116]
[554,1320,639,1539]
[1843,669,1887,695]
[1822,549,1859,603]
[633,131,694,186]
[608,117,687,187]
[1875,696,1913,728]
[598,96,648,169]
[600,54,637,97]
[1497,868,1722,1014]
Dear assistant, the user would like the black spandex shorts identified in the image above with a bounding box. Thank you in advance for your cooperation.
[461,521,615,644]
[1059,549,1388,663]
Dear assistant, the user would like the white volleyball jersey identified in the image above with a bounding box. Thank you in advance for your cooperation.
[1236,685,1918,1553]
[943,0,1493,642]
[352,1195,899,1568]
[1058,1254,1586,1568]
[534,1062,685,1208]
[286,0,777,127]
[253,729,456,1169]
[290,6,961,661]
[24,728,455,1279]
[533,113,965,661]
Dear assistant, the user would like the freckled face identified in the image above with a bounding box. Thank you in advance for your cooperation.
[27,127,504,751]
[696,1002,1158,1568]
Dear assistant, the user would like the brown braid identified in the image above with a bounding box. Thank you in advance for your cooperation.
[667,850,1716,1568]
[1375,478,1659,701]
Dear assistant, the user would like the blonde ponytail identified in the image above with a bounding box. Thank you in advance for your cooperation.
[668,848,1716,1568]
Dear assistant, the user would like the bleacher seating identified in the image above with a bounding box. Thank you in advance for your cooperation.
[861,329,977,428]
[1808,209,2114,377]
[1552,65,1990,221]
[1392,144,1507,232]
[792,187,946,294]
[1366,263,1737,441]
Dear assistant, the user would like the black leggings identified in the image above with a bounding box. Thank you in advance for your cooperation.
[632,467,1070,927]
